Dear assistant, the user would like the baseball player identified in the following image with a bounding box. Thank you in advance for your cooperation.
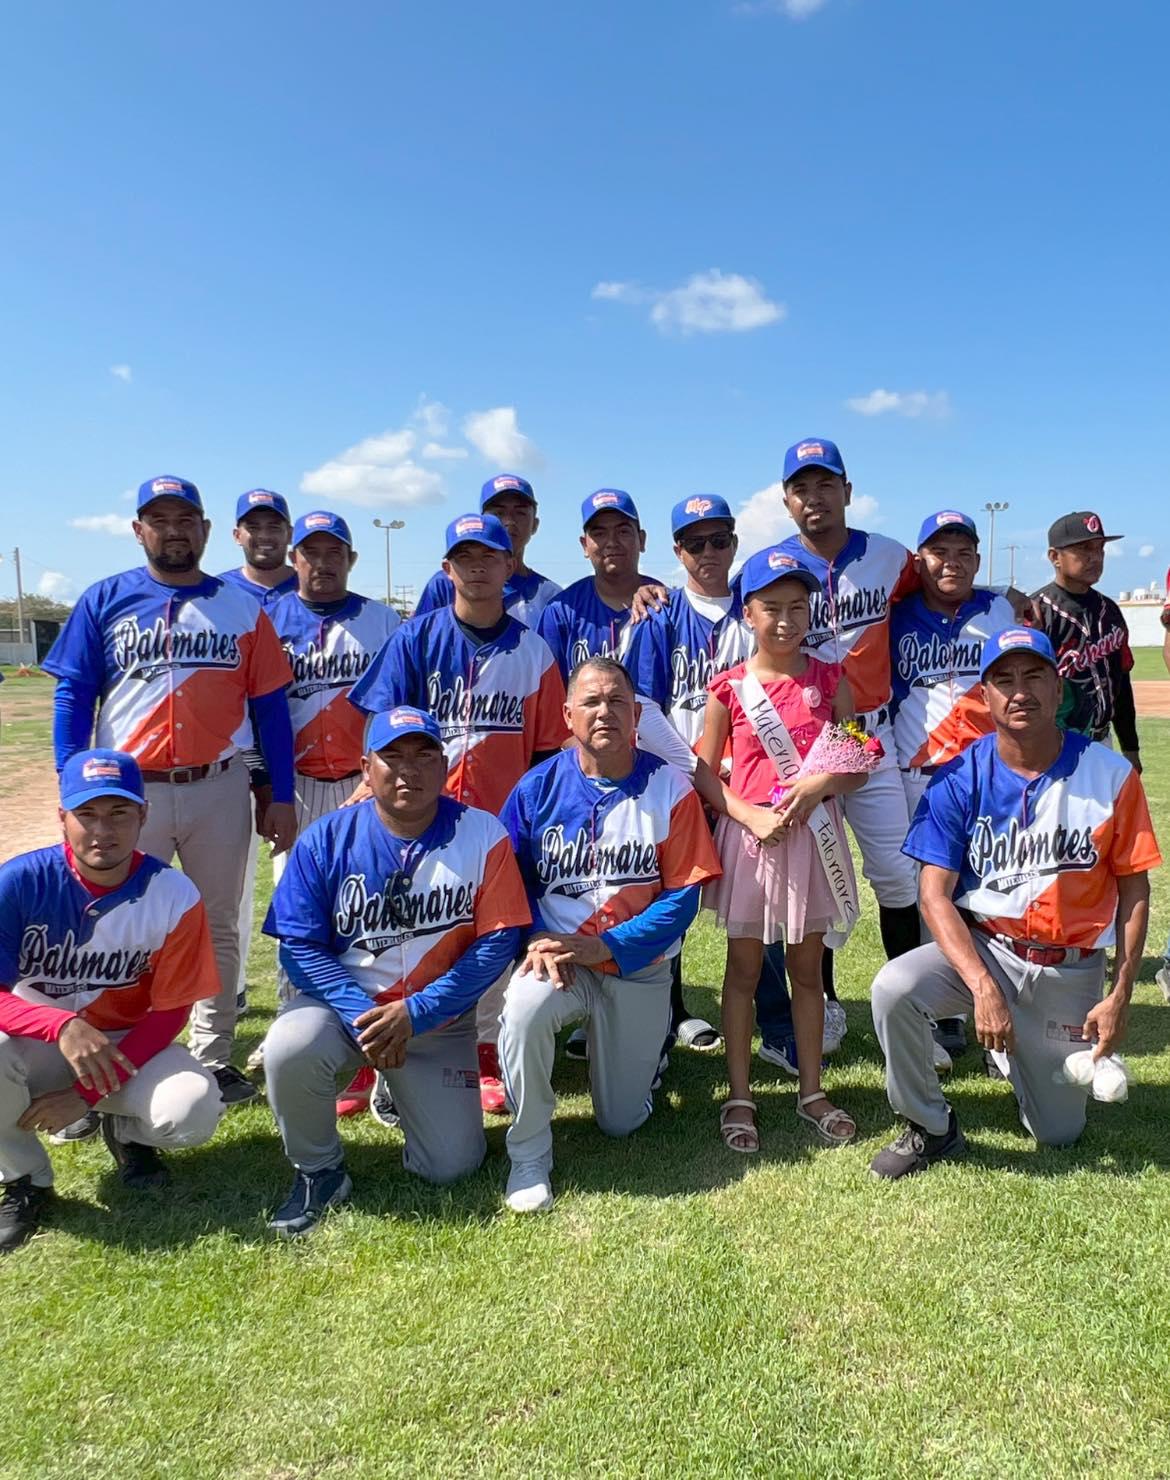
[889,511,1015,816]
[261,707,530,1237]
[624,494,752,1053]
[1031,511,1141,769]
[536,490,660,682]
[218,489,297,1018]
[0,750,224,1252]
[43,475,296,1106]
[497,655,722,1212]
[413,474,561,626]
[869,628,1160,1179]
[1160,578,1170,1005]
[348,512,567,1113]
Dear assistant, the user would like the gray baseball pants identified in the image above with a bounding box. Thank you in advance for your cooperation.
[271,774,359,1003]
[138,761,252,1070]
[264,997,485,1184]
[498,960,672,1168]
[0,1033,223,1187]
[872,937,1106,1144]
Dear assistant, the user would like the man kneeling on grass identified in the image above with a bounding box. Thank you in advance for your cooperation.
[869,629,1161,1180]
[497,656,722,1213]
[0,750,224,1253]
[261,707,530,1237]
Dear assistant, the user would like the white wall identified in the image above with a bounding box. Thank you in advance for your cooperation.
[0,642,37,665]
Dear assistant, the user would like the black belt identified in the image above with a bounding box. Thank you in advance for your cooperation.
[140,759,231,785]
[297,769,362,782]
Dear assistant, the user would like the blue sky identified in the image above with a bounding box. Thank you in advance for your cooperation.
[2,0,1167,613]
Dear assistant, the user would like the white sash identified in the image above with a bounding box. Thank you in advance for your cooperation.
[731,670,859,934]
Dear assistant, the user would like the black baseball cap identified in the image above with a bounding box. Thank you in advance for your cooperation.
[1048,511,1122,549]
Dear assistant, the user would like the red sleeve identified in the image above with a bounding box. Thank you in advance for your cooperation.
[531,656,570,753]
[0,992,75,1043]
[74,1005,191,1105]
[148,899,221,1010]
[658,788,723,888]
[473,834,533,935]
[243,609,295,698]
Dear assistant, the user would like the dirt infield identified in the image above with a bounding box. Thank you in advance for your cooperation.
[1134,681,1170,718]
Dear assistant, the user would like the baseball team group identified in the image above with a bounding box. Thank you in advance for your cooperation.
[1,437,1165,1249]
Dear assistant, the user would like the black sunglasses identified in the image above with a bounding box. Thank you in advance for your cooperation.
[677,532,734,555]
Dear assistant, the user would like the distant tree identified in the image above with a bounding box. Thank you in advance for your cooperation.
[0,596,73,624]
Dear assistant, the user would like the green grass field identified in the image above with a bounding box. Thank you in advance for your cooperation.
[3,704,1170,1478]
[1130,646,1168,683]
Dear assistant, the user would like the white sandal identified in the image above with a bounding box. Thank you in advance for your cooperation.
[719,1099,759,1154]
[796,1092,856,1148]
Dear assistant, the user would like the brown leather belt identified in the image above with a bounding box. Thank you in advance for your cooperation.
[140,759,231,785]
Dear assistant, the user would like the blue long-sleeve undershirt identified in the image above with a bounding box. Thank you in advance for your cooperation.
[279,926,521,1039]
[52,677,99,770]
[599,884,700,976]
[250,687,295,804]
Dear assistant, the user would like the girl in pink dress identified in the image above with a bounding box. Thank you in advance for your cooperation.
[698,550,868,1154]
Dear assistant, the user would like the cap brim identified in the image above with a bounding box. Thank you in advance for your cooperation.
[445,539,511,558]
[743,571,821,601]
[980,650,1059,679]
[371,732,443,752]
[784,459,845,482]
[60,785,146,810]
[673,517,735,538]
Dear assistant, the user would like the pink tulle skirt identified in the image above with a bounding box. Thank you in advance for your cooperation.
[703,802,858,947]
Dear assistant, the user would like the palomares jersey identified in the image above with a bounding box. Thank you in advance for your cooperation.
[889,590,1015,770]
[271,592,401,780]
[775,530,917,715]
[904,732,1160,950]
[264,796,529,1004]
[348,606,567,814]
[44,569,292,770]
[537,575,655,682]
[625,587,753,750]
[413,568,561,628]
[501,749,721,971]
[0,846,218,1029]
[217,568,298,610]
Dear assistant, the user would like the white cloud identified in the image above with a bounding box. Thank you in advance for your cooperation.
[733,484,880,555]
[737,0,829,15]
[462,407,542,468]
[592,269,784,335]
[38,570,76,599]
[300,424,443,509]
[1104,541,1125,560]
[421,441,469,461]
[119,487,136,502]
[1139,544,1155,558]
[69,513,134,537]
[846,388,952,419]
[412,397,451,438]
[109,364,132,383]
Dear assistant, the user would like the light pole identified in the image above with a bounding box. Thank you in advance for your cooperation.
[373,519,405,607]
[982,502,1009,584]
[1005,543,1020,587]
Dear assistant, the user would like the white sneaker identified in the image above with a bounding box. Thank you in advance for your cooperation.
[505,1159,553,1213]
[1156,964,1170,1005]
[932,1040,953,1075]
[823,1000,848,1055]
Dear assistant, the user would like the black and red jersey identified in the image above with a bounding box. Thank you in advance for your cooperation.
[1030,581,1138,750]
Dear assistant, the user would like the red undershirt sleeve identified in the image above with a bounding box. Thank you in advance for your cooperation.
[0,992,76,1042]
[74,1005,191,1105]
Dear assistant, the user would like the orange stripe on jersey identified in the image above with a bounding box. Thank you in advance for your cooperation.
[843,623,894,714]
[1109,768,1162,875]
[374,922,479,1003]
[444,734,531,814]
[295,692,366,779]
[81,898,218,1029]
[659,790,722,888]
[908,685,995,769]
[532,660,570,751]
[116,664,244,768]
[475,835,532,934]
[244,609,295,697]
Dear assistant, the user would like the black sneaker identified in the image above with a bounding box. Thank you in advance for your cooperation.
[268,1165,353,1238]
[101,1115,171,1190]
[213,1065,260,1106]
[235,989,250,1020]
[0,1177,54,1253]
[49,1109,101,1145]
[933,1017,968,1057]
[564,1028,589,1062]
[869,1112,967,1181]
[984,1049,1008,1081]
[369,1073,400,1129]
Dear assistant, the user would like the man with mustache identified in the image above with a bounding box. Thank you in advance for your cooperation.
[44,476,296,1107]
[869,628,1160,1178]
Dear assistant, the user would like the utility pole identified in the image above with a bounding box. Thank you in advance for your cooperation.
[395,583,414,616]
[13,547,26,644]
[373,519,405,606]
[1005,544,1020,587]
[982,502,1009,585]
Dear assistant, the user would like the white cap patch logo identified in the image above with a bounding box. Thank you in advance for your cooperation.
[388,708,424,727]
[1084,514,1102,533]
[493,477,523,492]
[151,478,183,494]
[936,511,963,525]
[684,497,713,516]
[248,491,273,505]
[796,442,824,461]
[592,491,620,508]
[306,513,332,528]
[767,550,797,570]
[455,516,484,537]
[81,759,122,781]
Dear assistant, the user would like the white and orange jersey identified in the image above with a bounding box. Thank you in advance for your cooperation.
[264,796,530,1004]
[500,748,722,974]
[0,845,219,1030]
[44,568,292,769]
[889,589,1015,769]
[347,606,569,814]
[904,732,1161,950]
[774,529,917,715]
[271,591,401,780]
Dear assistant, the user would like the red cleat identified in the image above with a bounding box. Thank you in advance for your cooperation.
[337,1065,375,1118]
[478,1042,507,1115]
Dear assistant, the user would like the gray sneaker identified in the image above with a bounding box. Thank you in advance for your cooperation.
[1156,963,1170,1005]
[505,1159,553,1213]
[870,1112,966,1180]
[49,1110,101,1145]
[823,1000,848,1054]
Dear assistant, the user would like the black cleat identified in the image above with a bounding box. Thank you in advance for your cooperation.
[213,1065,260,1106]
[933,1017,968,1057]
[101,1115,171,1190]
[870,1111,967,1181]
[49,1109,101,1144]
[268,1165,352,1238]
[369,1074,400,1129]
[0,1177,54,1253]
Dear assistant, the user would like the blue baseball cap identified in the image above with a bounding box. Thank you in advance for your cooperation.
[671,495,735,537]
[581,488,640,529]
[480,473,536,509]
[136,475,203,514]
[236,489,291,524]
[366,707,443,753]
[916,509,979,548]
[60,749,146,811]
[782,438,846,484]
[293,511,353,548]
[740,546,822,602]
[444,512,512,556]
[980,627,1058,678]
